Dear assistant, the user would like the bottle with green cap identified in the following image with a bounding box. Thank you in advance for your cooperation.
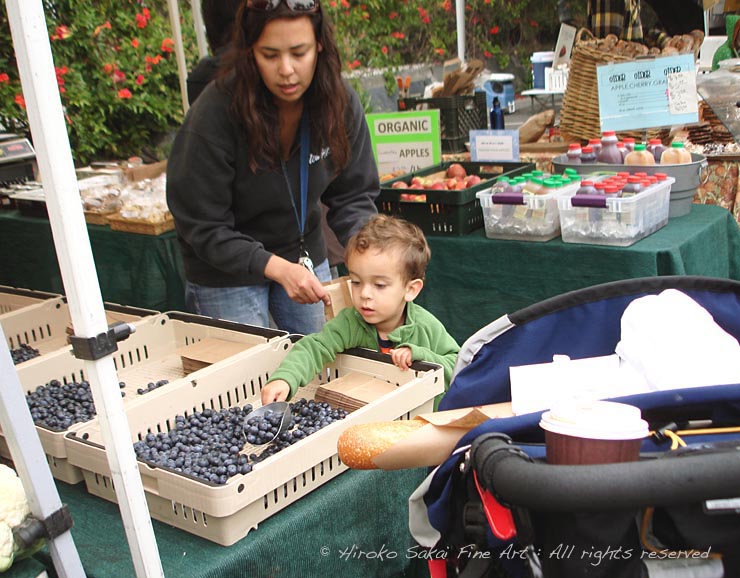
[660,141,692,165]
[624,143,655,166]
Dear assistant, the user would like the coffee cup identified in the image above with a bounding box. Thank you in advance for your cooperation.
[540,400,649,465]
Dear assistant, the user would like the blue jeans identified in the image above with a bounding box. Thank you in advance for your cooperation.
[185,259,331,335]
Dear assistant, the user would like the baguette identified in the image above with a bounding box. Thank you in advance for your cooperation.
[337,420,425,469]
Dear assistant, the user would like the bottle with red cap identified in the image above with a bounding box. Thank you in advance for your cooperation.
[588,137,602,158]
[647,138,668,163]
[598,131,622,164]
[580,145,597,164]
[566,143,582,164]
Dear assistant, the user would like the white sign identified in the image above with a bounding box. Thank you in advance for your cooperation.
[469,130,520,162]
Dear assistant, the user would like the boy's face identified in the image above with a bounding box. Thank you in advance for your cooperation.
[346,247,422,337]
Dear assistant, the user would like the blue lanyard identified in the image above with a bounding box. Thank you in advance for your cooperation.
[283,108,310,250]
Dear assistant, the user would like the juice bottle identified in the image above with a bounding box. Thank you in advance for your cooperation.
[588,138,602,158]
[624,144,656,166]
[566,143,582,164]
[660,141,692,165]
[597,131,622,164]
[621,176,643,196]
[576,180,598,195]
[580,145,597,164]
[622,137,636,153]
[647,138,667,163]
[617,141,627,163]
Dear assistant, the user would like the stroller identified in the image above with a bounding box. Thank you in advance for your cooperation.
[410,276,740,578]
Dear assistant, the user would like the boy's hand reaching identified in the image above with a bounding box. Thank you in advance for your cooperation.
[390,346,413,371]
[261,380,290,404]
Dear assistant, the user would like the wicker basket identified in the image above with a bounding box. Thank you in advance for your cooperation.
[559,29,669,143]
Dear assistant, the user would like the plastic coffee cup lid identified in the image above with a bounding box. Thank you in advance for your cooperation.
[540,400,649,440]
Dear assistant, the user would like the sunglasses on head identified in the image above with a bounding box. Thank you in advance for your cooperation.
[246,0,319,12]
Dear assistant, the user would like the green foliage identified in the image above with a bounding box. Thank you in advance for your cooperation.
[325,0,575,93]
[0,0,196,165]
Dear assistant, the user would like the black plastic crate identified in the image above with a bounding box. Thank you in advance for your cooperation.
[377,161,534,236]
[398,93,488,154]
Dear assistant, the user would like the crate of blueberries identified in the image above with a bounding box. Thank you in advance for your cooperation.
[2,293,156,365]
[0,312,286,484]
[64,341,443,545]
[0,285,61,316]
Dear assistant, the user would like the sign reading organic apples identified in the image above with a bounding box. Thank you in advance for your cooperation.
[366,110,441,180]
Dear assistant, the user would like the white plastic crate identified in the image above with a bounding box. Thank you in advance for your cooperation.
[0,312,286,483]
[0,286,61,317]
[64,344,443,545]
[557,177,675,246]
[477,180,580,242]
[2,297,155,359]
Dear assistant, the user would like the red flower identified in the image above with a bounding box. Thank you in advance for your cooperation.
[529,20,539,27]
[434,48,445,56]
[389,11,398,19]
[329,1,336,6]
[50,25,71,41]
[443,0,451,12]
[161,38,174,53]
[59,87,66,94]
[136,74,145,86]
[381,45,388,55]
[340,0,349,7]
[93,21,111,37]
[145,64,152,73]
[118,88,132,99]
[135,13,148,28]
[142,8,151,20]
[390,31,405,39]
[131,38,139,48]
[0,72,9,83]
[484,50,492,58]
[113,70,126,82]
[14,94,25,108]
[489,25,500,35]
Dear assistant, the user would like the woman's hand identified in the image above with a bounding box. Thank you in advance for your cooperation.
[264,255,332,306]
[261,380,291,404]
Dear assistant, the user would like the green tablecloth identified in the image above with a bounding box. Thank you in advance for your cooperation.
[21,469,428,578]
[418,204,740,344]
[0,210,185,312]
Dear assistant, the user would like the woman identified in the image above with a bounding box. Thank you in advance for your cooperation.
[167,0,379,334]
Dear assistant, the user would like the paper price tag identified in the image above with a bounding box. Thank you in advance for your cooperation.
[667,70,698,115]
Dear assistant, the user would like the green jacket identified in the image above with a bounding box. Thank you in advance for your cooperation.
[268,301,460,398]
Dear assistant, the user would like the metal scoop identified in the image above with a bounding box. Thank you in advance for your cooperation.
[243,401,291,446]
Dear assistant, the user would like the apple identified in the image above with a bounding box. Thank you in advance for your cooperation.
[465,175,482,187]
[446,163,467,180]
[391,181,409,189]
[409,183,424,189]
[454,181,467,190]
[430,181,446,190]
[410,176,423,186]
[446,178,459,190]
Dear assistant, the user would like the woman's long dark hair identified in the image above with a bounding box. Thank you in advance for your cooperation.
[219,2,351,173]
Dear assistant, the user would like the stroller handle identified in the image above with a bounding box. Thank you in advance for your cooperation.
[471,433,740,512]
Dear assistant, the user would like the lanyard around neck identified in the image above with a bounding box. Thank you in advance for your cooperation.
[282,108,310,248]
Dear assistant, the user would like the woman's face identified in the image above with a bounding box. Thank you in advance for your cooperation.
[252,16,320,108]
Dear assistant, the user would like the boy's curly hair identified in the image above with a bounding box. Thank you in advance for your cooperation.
[345,214,430,281]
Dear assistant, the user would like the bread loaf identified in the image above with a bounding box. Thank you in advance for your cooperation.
[337,420,425,469]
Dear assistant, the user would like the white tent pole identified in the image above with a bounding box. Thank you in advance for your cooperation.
[167,0,191,113]
[0,325,85,577]
[456,0,466,63]
[4,1,165,577]
[191,0,209,59]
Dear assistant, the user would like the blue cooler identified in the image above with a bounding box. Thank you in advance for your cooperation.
[530,51,554,89]
[478,73,516,114]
